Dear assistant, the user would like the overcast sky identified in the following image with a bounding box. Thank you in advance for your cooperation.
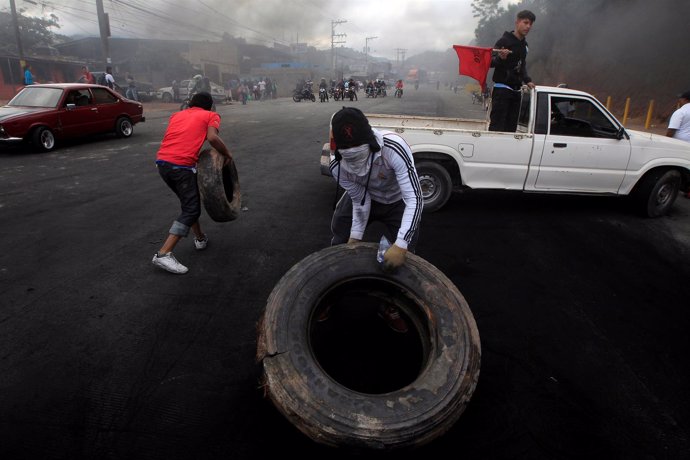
[13,0,513,59]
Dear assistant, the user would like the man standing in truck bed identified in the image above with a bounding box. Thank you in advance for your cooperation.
[489,9,536,132]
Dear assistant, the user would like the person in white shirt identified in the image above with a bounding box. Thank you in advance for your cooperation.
[666,91,690,143]
[327,107,423,333]
[329,107,422,270]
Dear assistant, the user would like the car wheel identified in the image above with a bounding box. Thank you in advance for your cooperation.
[196,148,241,222]
[416,161,452,212]
[634,168,681,217]
[114,117,133,138]
[257,243,481,450]
[31,126,56,152]
[162,92,172,103]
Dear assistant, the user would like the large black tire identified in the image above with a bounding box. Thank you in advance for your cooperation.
[161,92,173,103]
[416,161,453,213]
[197,148,241,222]
[310,94,316,102]
[633,168,681,217]
[257,243,481,450]
[31,126,56,152]
[292,94,301,102]
[114,116,133,138]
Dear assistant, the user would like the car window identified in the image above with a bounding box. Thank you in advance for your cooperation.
[92,87,119,104]
[66,89,93,107]
[9,87,63,108]
[516,90,531,133]
[549,96,619,138]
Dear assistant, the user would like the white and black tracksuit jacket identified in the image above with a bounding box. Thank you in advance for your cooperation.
[329,129,422,249]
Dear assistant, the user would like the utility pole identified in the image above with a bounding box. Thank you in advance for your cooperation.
[96,0,111,67]
[365,36,377,75]
[9,0,24,70]
[331,20,347,78]
[395,48,407,70]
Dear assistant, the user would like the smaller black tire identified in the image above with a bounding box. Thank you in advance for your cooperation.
[310,94,316,102]
[634,168,681,217]
[161,93,172,103]
[292,95,301,102]
[114,117,133,138]
[197,148,241,222]
[416,161,453,212]
[32,126,56,152]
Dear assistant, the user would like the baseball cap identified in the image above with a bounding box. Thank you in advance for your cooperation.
[331,107,380,152]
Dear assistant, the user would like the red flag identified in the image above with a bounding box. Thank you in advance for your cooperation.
[453,45,492,91]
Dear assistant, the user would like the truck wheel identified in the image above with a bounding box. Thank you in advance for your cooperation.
[197,148,241,222]
[416,161,452,212]
[257,243,481,450]
[161,92,172,103]
[31,126,56,152]
[634,168,680,217]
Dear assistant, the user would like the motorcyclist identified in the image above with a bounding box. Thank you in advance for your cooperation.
[395,79,404,97]
[319,78,329,101]
[188,74,203,98]
[366,80,375,97]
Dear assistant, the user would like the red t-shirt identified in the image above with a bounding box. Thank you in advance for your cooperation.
[156,108,221,166]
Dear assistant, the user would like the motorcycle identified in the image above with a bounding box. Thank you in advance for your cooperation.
[333,87,343,101]
[366,86,377,98]
[377,86,387,97]
[319,87,328,102]
[395,88,403,98]
[347,86,358,101]
[293,87,315,102]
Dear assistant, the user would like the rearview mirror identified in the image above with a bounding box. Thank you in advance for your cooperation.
[66,103,76,111]
[616,127,627,140]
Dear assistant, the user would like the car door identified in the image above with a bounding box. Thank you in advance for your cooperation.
[90,87,122,132]
[533,94,631,193]
[58,88,99,137]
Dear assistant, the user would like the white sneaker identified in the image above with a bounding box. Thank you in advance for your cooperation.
[152,252,188,274]
[194,236,208,250]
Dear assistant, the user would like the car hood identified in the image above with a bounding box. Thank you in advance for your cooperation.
[627,129,690,158]
[0,106,54,122]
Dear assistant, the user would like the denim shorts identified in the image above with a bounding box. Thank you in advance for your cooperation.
[157,162,201,236]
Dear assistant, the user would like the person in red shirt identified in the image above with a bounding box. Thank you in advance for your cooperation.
[152,92,233,274]
[79,66,94,84]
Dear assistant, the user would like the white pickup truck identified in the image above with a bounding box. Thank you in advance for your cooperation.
[320,86,690,217]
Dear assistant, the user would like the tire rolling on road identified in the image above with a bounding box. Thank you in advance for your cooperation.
[196,148,241,222]
[256,243,481,450]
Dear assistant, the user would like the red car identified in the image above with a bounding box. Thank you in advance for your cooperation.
[0,83,145,152]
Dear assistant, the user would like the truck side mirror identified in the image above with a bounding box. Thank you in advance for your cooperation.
[616,127,627,140]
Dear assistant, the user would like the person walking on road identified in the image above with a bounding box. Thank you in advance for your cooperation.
[488,9,536,132]
[152,92,233,274]
[328,107,423,332]
[666,90,690,143]
[24,64,35,85]
[79,66,95,84]
[125,73,138,101]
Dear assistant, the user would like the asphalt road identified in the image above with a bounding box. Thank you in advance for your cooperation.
[1,86,689,459]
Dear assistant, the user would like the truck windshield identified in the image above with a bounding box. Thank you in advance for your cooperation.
[9,87,63,108]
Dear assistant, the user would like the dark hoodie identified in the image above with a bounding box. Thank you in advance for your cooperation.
[491,31,531,89]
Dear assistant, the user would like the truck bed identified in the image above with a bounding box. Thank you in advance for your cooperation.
[366,113,488,132]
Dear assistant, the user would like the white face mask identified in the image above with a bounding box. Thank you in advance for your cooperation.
[339,144,372,176]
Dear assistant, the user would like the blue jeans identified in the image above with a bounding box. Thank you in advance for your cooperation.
[126,87,138,101]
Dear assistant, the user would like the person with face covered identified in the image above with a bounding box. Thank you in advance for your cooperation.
[328,107,422,272]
